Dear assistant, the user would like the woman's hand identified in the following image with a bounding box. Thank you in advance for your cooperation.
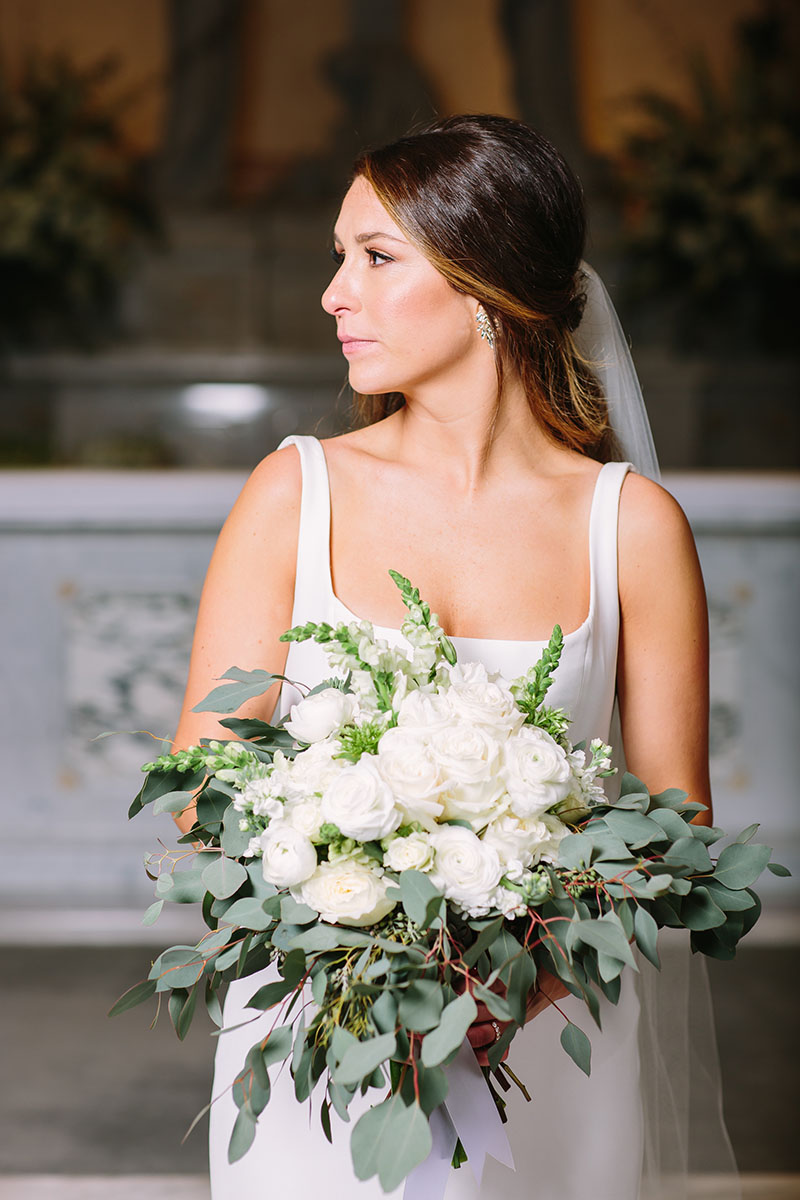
[465,967,570,1066]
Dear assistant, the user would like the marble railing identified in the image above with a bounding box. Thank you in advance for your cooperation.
[1,469,797,929]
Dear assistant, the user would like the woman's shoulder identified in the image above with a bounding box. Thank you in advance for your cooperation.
[616,470,702,601]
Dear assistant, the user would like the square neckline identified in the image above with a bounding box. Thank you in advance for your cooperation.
[312,438,611,648]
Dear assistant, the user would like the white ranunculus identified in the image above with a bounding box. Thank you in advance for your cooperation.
[444,662,525,738]
[501,725,573,818]
[383,831,435,873]
[535,812,570,863]
[321,756,401,841]
[294,859,396,926]
[375,725,446,828]
[429,825,502,917]
[284,688,357,744]
[259,821,318,888]
[481,812,555,869]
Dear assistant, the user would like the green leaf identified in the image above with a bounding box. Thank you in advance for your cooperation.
[420,992,477,1068]
[472,981,514,1022]
[193,668,286,714]
[141,900,163,927]
[221,806,252,858]
[202,855,248,900]
[633,906,660,968]
[398,979,444,1032]
[733,823,760,844]
[369,990,398,1035]
[351,1094,432,1191]
[228,1105,257,1163]
[261,1025,293,1067]
[247,976,296,1011]
[714,842,771,890]
[572,913,637,970]
[149,947,206,992]
[462,916,504,968]
[335,1032,397,1086]
[205,982,223,1028]
[681,886,727,931]
[767,862,791,877]
[604,809,667,848]
[556,832,596,870]
[280,896,317,925]
[700,879,759,912]
[152,789,197,816]
[506,951,537,1026]
[155,867,206,904]
[647,808,694,841]
[662,837,713,874]
[398,870,443,927]
[560,1021,592,1076]
[219,897,274,931]
[108,977,157,1017]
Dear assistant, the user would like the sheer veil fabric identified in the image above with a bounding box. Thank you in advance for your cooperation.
[577,265,739,1199]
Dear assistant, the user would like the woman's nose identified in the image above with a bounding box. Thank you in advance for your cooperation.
[321,264,357,316]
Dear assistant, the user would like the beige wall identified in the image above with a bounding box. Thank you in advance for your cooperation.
[0,0,166,152]
[407,0,516,117]
[573,0,766,154]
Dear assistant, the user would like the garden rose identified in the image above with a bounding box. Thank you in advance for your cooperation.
[501,725,572,818]
[383,831,435,873]
[376,725,445,827]
[294,859,396,926]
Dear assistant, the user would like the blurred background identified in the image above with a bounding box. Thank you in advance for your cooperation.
[0,1,797,1197]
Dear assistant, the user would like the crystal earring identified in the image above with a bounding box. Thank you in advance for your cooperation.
[476,305,495,349]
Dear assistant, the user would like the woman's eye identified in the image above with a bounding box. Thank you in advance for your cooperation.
[330,247,344,266]
[366,248,392,266]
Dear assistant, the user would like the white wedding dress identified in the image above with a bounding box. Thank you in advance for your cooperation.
[209,434,644,1199]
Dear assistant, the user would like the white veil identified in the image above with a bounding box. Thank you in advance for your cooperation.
[574,264,741,1198]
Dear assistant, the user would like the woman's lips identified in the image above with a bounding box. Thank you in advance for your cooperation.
[339,337,375,355]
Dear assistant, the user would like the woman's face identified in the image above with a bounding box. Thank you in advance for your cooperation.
[321,176,481,398]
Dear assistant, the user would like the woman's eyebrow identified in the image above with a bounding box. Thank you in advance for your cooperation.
[332,230,408,245]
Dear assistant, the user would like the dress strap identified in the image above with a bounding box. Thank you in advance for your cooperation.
[588,459,633,662]
[276,435,334,623]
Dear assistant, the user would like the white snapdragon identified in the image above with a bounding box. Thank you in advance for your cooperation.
[429,825,502,917]
[501,725,572,818]
[294,859,396,926]
[383,831,435,873]
[238,776,285,820]
[321,756,401,841]
[259,821,318,888]
[284,688,357,744]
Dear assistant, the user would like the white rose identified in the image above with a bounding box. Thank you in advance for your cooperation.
[429,825,502,917]
[284,688,357,744]
[321,756,401,841]
[282,795,325,840]
[396,689,454,734]
[383,831,435,873]
[501,725,573,818]
[428,722,507,829]
[259,821,318,888]
[294,859,396,926]
[286,739,346,799]
[376,725,445,828]
[444,662,525,738]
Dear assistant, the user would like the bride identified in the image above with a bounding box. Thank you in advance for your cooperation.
[171,115,727,1199]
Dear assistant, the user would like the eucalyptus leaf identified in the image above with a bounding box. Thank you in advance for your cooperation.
[351,1094,432,1191]
[420,992,477,1068]
[335,1032,397,1086]
[141,900,163,927]
[227,1105,257,1163]
[633,906,660,968]
[193,668,287,714]
[261,1024,294,1067]
[767,861,791,877]
[714,842,772,890]
[155,867,206,904]
[572,913,637,970]
[472,981,514,1023]
[398,979,444,1032]
[108,978,157,1017]
[462,916,504,968]
[604,809,667,848]
[681,886,727,931]
[280,896,317,925]
[220,897,274,932]
[202,855,248,900]
[247,976,295,1011]
[560,1021,592,1075]
[398,870,443,927]
[369,990,398,1035]
[152,790,196,816]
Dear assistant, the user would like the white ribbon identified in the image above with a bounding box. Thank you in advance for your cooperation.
[403,1037,515,1199]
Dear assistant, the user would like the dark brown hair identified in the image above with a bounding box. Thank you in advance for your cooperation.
[348,113,618,460]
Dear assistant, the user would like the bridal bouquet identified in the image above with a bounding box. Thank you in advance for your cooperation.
[115,571,785,1195]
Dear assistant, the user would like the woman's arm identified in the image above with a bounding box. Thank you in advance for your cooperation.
[170,445,302,833]
[616,473,713,825]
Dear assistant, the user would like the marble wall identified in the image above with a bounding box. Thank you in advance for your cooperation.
[1,469,797,936]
